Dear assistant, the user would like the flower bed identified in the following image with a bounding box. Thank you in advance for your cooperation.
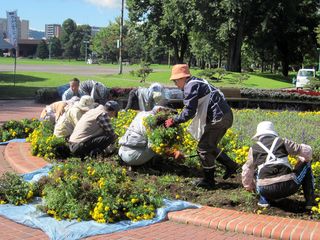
[1,109,320,221]
[283,89,320,96]
[0,118,40,142]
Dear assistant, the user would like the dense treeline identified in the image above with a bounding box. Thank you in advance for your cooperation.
[37,0,320,76]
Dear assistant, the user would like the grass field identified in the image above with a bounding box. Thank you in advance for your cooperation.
[0,57,295,98]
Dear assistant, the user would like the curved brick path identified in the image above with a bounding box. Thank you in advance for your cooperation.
[0,100,319,240]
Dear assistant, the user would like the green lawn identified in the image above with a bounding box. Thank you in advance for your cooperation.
[0,57,294,98]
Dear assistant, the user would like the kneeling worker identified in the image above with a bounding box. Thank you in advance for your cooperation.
[69,100,119,159]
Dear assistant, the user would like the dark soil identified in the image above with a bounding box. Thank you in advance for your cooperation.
[114,156,319,222]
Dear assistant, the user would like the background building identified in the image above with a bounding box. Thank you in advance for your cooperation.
[0,18,7,39]
[19,19,29,39]
[1,12,29,40]
[91,26,101,37]
[45,24,61,39]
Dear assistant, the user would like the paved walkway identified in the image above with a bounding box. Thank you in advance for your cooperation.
[0,100,319,240]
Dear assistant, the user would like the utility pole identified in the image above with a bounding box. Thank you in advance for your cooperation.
[119,0,124,74]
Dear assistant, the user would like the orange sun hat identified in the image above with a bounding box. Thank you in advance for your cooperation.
[170,64,191,80]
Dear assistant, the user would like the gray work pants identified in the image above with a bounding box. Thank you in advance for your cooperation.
[197,111,233,169]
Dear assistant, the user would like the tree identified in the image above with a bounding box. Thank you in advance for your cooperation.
[36,40,49,60]
[127,0,200,64]
[49,37,62,58]
[251,0,319,76]
[60,19,79,60]
[60,18,77,46]
[92,19,126,63]
[78,25,92,59]
[316,25,320,45]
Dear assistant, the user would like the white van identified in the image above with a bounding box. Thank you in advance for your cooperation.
[295,69,315,88]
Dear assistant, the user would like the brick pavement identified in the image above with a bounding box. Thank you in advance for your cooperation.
[0,100,319,240]
[0,100,44,125]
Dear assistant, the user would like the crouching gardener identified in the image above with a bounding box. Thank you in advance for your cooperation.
[242,121,316,210]
[69,100,120,159]
[118,109,157,166]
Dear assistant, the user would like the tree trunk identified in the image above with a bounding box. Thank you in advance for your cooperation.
[277,40,289,77]
[172,33,188,64]
[226,14,245,72]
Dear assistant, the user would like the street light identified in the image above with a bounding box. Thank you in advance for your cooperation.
[83,40,90,63]
[119,0,124,74]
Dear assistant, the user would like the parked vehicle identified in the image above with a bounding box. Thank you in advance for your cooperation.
[295,69,316,88]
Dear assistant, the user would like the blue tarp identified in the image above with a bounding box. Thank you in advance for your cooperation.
[0,166,201,240]
[0,138,26,145]
[57,84,69,97]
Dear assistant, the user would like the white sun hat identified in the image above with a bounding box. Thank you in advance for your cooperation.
[76,95,95,111]
[252,121,278,140]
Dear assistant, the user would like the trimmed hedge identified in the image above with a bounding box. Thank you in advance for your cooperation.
[240,88,320,102]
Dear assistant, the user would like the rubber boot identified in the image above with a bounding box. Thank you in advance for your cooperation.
[195,169,215,189]
[216,151,239,180]
[302,166,316,210]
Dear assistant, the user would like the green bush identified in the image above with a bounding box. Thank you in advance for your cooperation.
[40,159,163,222]
[27,121,69,160]
[35,88,60,104]
[0,119,41,142]
[130,62,153,83]
[0,172,34,205]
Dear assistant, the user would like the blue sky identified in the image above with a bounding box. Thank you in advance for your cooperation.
[2,0,126,31]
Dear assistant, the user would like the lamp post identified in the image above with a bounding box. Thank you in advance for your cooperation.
[119,0,124,74]
[83,40,89,63]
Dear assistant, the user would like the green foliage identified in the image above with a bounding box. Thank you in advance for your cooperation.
[27,121,70,160]
[92,19,126,63]
[49,37,63,58]
[306,77,320,90]
[240,88,320,102]
[198,69,218,81]
[0,119,41,142]
[0,172,34,205]
[41,159,163,222]
[36,40,49,60]
[130,62,153,82]
[35,88,60,104]
[235,73,250,84]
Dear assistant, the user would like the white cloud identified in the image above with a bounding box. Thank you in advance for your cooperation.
[85,0,121,9]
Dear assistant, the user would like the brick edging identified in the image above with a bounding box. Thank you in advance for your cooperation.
[4,142,48,174]
[168,206,320,240]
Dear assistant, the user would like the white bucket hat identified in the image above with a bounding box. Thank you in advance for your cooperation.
[76,95,95,111]
[252,121,278,140]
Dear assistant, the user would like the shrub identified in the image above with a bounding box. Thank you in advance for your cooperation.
[240,88,320,102]
[0,172,34,205]
[0,119,41,142]
[35,88,60,104]
[40,159,163,222]
[27,121,69,160]
[130,62,153,83]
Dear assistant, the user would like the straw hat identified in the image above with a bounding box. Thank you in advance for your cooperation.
[76,95,95,111]
[170,64,191,80]
[252,121,278,140]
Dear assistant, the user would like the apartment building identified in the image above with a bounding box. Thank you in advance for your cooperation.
[45,24,61,39]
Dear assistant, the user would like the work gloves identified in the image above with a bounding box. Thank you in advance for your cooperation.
[164,118,175,128]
